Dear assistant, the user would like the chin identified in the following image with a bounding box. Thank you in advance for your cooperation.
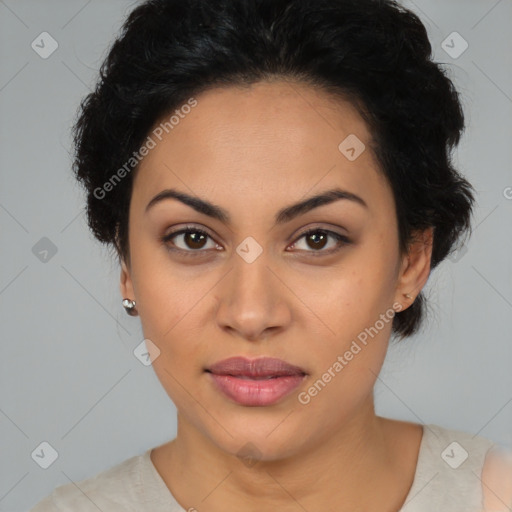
[201,415,313,464]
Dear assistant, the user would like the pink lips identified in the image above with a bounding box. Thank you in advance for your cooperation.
[206,357,307,406]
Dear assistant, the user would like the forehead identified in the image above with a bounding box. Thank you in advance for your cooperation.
[148,80,373,155]
[131,80,391,215]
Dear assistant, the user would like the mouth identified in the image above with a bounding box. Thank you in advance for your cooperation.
[205,357,307,406]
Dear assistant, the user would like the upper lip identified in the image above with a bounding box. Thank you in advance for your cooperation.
[206,357,307,378]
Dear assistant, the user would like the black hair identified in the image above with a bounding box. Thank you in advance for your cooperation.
[72,0,475,339]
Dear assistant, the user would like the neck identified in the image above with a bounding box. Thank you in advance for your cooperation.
[156,397,416,512]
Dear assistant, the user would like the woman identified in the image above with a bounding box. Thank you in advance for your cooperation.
[30,0,512,510]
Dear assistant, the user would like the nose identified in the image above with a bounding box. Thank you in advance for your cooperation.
[214,249,292,342]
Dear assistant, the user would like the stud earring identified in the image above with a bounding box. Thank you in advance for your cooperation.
[122,298,137,316]
[404,293,413,300]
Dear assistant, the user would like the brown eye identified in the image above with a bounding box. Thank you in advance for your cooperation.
[182,231,208,249]
[305,231,328,250]
[161,226,350,258]
[290,229,350,255]
[162,228,218,254]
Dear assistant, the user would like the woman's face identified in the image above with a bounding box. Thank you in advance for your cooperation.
[121,80,430,460]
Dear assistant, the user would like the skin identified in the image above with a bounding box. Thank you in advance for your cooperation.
[482,449,512,511]
[120,80,433,512]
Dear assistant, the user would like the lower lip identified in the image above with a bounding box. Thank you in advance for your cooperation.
[208,373,306,406]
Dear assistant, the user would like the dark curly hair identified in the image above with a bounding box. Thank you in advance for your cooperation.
[72,0,475,339]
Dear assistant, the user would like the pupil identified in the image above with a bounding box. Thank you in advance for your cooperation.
[182,231,329,251]
[187,232,206,249]
[309,232,327,250]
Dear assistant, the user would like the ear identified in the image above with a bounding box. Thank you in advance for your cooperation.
[120,258,136,303]
[394,227,434,310]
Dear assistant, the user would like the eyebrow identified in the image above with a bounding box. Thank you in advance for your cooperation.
[145,187,367,225]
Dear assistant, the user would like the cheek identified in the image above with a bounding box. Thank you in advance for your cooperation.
[130,249,221,385]
[297,314,393,424]
[296,243,398,389]
[302,252,399,341]
[129,235,204,336]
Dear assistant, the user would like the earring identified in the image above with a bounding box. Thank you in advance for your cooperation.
[404,293,413,300]
[122,298,137,316]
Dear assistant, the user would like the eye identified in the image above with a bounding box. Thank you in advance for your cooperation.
[161,226,221,256]
[288,229,350,255]
[161,226,350,257]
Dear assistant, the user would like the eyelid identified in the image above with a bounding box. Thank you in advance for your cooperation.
[287,228,351,256]
[161,223,351,256]
[160,224,220,255]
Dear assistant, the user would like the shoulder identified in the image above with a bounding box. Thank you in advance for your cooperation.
[418,423,501,480]
[401,423,511,511]
[481,445,512,511]
[29,451,146,512]
[420,423,496,463]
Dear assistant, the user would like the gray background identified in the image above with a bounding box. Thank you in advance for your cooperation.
[0,0,511,510]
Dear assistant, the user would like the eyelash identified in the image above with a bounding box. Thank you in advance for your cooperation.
[160,225,351,258]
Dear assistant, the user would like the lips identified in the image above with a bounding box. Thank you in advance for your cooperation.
[207,357,306,378]
[206,357,307,406]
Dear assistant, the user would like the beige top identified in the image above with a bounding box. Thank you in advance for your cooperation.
[29,423,512,511]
